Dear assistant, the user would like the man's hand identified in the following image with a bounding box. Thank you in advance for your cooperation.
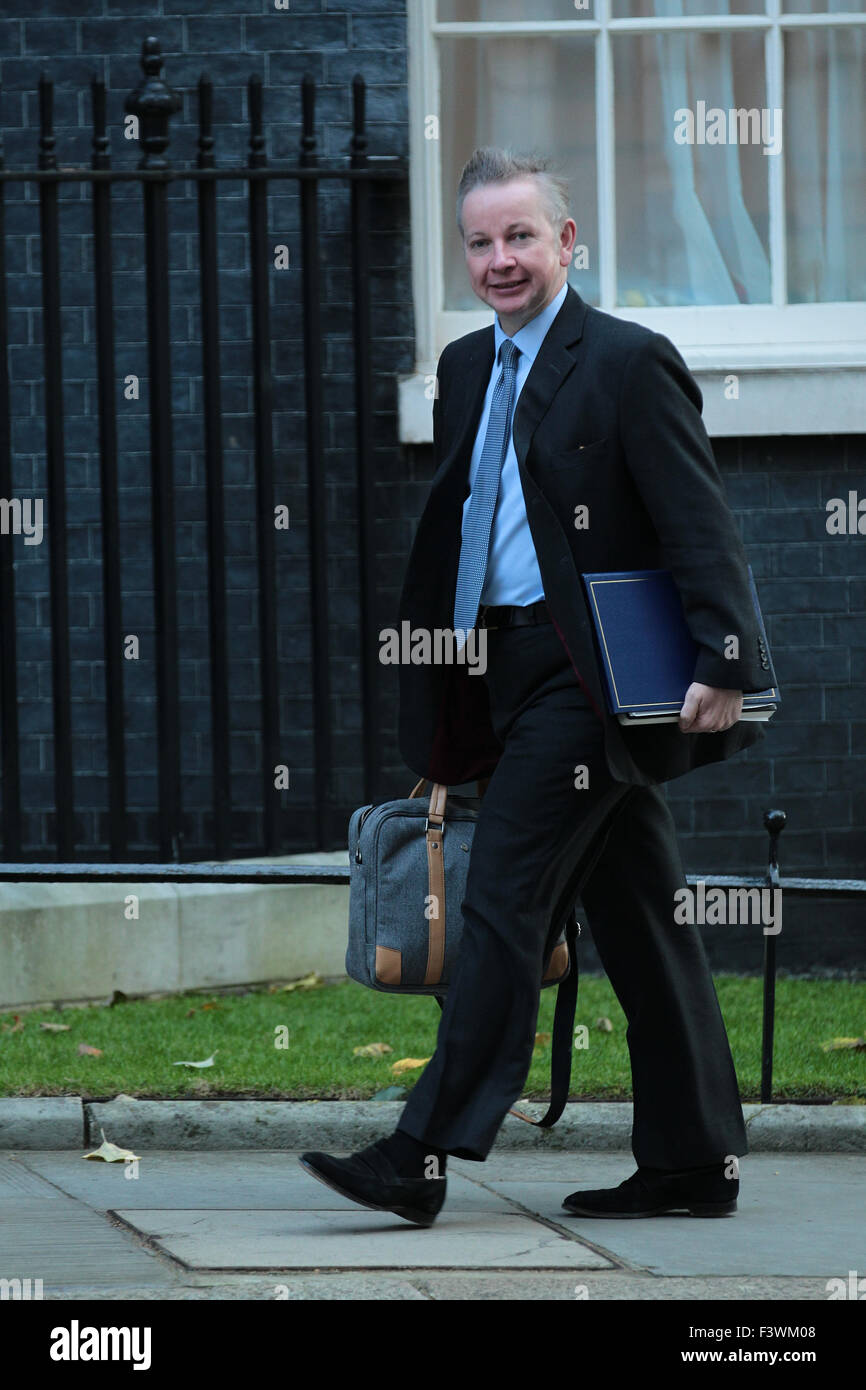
[678,682,743,733]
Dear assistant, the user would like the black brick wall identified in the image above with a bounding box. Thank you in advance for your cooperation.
[665,435,866,883]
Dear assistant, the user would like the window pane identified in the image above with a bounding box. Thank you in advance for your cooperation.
[783,0,865,11]
[438,37,598,308]
[439,0,594,19]
[786,27,866,301]
[613,30,771,305]
[612,0,764,15]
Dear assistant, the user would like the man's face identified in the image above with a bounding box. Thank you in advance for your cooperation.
[461,177,576,334]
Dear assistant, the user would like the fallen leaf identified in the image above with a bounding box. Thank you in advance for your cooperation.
[172,1051,218,1068]
[39,1022,71,1033]
[370,1086,407,1101]
[201,1002,221,1011]
[353,1042,393,1058]
[185,1009,197,1017]
[78,1043,103,1056]
[2,1015,24,1033]
[820,1037,866,1052]
[534,1032,551,1048]
[83,1127,139,1163]
[279,972,324,993]
[595,1017,613,1033]
[391,1057,430,1075]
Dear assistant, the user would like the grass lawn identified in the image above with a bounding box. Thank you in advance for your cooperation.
[0,974,863,1102]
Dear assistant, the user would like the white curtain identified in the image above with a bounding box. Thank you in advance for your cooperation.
[666,0,770,302]
[786,0,865,301]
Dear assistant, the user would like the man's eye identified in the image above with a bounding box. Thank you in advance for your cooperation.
[470,233,528,249]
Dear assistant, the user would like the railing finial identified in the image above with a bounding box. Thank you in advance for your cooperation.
[124,37,182,171]
[764,807,786,887]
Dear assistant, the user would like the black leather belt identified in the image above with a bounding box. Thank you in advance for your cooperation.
[477,599,550,630]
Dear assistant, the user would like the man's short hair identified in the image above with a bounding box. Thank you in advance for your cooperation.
[456,147,570,241]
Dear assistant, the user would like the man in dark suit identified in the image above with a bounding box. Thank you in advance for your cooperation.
[300,146,771,1228]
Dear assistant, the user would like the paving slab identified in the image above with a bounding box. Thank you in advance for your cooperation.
[27,1273,839,1301]
[0,1156,180,1290]
[4,1148,862,1298]
[0,1154,67,1198]
[408,1272,838,1301]
[36,1277,430,1300]
[109,1207,613,1270]
[0,1197,179,1288]
[471,1153,866,1277]
[17,1151,509,1214]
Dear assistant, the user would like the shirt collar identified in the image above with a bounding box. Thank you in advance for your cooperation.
[493,278,569,367]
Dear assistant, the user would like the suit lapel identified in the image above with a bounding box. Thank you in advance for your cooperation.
[513,284,588,473]
[437,283,590,498]
[402,285,593,631]
[435,339,491,502]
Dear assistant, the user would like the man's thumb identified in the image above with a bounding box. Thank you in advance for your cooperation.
[678,688,701,730]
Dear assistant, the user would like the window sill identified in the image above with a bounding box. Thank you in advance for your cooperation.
[398,360,866,441]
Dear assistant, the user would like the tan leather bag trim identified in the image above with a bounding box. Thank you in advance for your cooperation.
[423,782,447,985]
[408,779,483,986]
[543,941,569,983]
[375,945,402,985]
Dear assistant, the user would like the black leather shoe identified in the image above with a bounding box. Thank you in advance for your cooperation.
[562,1164,738,1218]
[298,1142,447,1227]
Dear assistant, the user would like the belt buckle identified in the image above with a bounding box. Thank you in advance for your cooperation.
[478,606,497,631]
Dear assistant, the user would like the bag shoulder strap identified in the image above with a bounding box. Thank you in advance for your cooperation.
[507,908,579,1129]
[432,908,579,1130]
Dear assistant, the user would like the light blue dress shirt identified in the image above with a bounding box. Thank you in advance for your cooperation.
[460,278,569,608]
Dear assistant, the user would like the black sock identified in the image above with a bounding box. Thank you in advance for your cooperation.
[375,1127,448,1177]
[642,1161,727,1175]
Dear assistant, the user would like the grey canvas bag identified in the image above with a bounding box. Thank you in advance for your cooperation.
[346,776,580,1127]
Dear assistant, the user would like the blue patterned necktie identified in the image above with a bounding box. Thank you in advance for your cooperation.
[452,336,521,636]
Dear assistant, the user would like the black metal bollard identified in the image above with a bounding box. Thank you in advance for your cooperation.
[761,808,787,1102]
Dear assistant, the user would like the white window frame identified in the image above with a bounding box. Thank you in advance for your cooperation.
[399,0,866,439]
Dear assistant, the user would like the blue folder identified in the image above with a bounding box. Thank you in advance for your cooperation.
[581,567,780,723]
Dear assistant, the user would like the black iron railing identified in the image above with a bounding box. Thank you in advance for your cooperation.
[0,37,407,862]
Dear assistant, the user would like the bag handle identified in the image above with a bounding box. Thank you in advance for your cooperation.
[405,778,488,988]
[408,777,489,801]
[407,779,448,986]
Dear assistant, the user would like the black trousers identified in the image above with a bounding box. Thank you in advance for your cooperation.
[397,620,748,1165]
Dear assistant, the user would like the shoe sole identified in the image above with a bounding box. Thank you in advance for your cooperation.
[561,1199,737,1219]
[297,1156,440,1227]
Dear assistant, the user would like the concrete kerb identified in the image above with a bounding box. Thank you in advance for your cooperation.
[0,1097,864,1152]
[0,1096,84,1149]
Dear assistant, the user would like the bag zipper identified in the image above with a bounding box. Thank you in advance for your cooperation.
[354,804,374,862]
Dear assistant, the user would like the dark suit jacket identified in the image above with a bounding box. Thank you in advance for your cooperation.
[397,283,769,788]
